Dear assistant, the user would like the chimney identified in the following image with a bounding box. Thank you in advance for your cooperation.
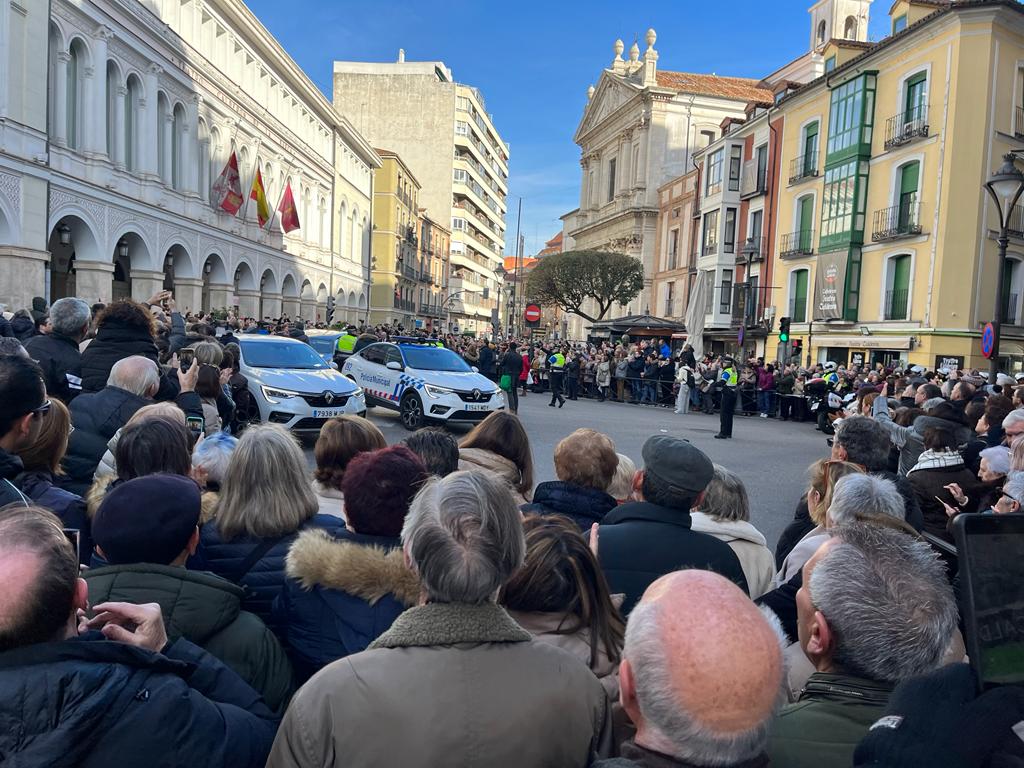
[398,48,406,63]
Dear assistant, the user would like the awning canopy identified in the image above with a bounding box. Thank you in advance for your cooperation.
[588,313,687,338]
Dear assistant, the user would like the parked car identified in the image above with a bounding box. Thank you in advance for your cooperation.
[305,329,345,366]
[237,335,366,433]
[342,337,505,430]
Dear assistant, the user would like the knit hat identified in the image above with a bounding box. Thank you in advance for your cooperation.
[93,474,201,566]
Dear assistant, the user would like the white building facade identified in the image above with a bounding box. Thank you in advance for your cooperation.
[0,0,380,323]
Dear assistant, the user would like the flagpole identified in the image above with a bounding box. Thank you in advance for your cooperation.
[266,156,299,234]
[239,139,263,223]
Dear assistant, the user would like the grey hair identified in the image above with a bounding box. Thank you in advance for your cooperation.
[191,432,238,487]
[922,397,946,411]
[979,446,1011,476]
[701,464,750,522]
[191,340,224,367]
[107,355,159,397]
[607,453,636,500]
[214,424,317,539]
[625,597,787,765]
[401,470,525,604]
[834,416,891,472]
[48,298,90,338]
[1003,472,1024,504]
[0,337,28,357]
[827,474,905,529]
[809,524,957,683]
[1003,409,1024,432]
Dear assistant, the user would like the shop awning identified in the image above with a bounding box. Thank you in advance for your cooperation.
[817,335,912,350]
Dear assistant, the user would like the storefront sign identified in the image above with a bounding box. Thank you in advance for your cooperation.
[813,251,848,321]
[850,351,865,367]
[813,336,912,350]
[934,355,965,371]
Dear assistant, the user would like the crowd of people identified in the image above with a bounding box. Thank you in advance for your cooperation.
[1,293,1023,767]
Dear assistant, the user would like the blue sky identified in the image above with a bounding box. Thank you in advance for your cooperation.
[246,0,891,255]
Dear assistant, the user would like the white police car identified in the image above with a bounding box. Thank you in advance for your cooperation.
[342,338,505,430]
[237,335,367,433]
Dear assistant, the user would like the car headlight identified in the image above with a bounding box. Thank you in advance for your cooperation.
[424,383,455,398]
[261,385,300,402]
[351,387,364,398]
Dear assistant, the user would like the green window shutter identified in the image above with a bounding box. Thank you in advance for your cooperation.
[803,123,819,173]
[898,162,920,230]
[892,256,910,292]
[799,197,814,250]
[905,73,927,122]
[899,162,920,196]
[794,271,808,322]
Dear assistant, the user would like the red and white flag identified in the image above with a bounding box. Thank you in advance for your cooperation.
[212,152,244,215]
[278,182,300,233]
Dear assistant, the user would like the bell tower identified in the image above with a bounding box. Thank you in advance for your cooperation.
[809,0,872,50]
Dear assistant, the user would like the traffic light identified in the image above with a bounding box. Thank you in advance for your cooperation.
[791,338,803,363]
[326,296,336,324]
[779,316,791,343]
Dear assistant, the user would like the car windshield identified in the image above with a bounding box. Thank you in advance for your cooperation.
[308,337,336,355]
[401,345,472,373]
[241,340,327,370]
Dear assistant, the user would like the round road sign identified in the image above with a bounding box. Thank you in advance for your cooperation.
[982,322,995,359]
[524,304,542,323]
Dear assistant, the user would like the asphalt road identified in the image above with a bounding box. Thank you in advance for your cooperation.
[301,394,829,551]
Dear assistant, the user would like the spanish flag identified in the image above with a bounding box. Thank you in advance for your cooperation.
[278,182,300,234]
[250,168,271,228]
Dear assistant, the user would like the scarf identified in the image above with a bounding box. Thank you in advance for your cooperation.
[907,449,964,475]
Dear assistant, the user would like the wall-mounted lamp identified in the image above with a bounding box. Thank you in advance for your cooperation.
[57,223,71,246]
[859,325,871,336]
[117,239,129,258]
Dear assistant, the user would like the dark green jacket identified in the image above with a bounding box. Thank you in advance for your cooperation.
[768,672,893,768]
[85,562,293,713]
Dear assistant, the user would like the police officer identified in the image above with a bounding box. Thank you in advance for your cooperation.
[335,325,359,358]
[714,356,738,439]
[548,345,567,408]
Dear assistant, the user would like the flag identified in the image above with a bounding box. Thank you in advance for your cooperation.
[278,182,300,233]
[249,167,271,227]
[212,152,243,215]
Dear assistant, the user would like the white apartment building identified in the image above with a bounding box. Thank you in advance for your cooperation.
[333,54,509,334]
[0,0,380,323]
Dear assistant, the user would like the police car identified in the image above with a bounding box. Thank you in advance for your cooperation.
[342,337,506,430]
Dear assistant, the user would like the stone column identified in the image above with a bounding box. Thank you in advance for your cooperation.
[0,247,48,311]
[141,65,162,178]
[111,85,126,168]
[236,289,260,319]
[130,270,167,304]
[260,292,283,320]
[53,52,70,147]
[89,26,113,157]
[185,95,201,195]
[299,299,317,321]
[579,159,589,211]
[282,298,300,318]
[73,260,115,304]
[173,277,204,315]
[638,122,650,190]
[206,282,233,313]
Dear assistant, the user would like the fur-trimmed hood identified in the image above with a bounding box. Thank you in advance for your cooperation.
[285,528,421,607]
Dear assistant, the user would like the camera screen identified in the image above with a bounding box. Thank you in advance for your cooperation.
[968,532,1024,685]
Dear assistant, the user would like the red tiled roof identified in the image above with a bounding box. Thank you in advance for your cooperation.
[655,71,773,103]
[888,0,950,13]
[826,37,875,50]
[545,232,563,249]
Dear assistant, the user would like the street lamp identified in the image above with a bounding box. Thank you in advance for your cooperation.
[493,266,506,343]
[984,152,1024,380]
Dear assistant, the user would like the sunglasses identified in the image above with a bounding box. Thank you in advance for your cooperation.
[30,400,51,418]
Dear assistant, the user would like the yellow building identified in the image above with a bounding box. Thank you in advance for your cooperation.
[370,149,429,327]
[769,0,1024,371]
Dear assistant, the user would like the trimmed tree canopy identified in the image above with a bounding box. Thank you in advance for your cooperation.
[526,250,644,323]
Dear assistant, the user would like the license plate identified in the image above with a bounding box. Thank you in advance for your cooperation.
[465,404,491,412]
[312,408,346,418]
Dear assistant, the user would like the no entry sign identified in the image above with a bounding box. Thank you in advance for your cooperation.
[524,304,542,324]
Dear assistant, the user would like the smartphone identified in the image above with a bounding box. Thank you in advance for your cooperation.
[186,415,205,442]
[178,348,195,372]
[63,528,81,563]
[952,512,1024,690]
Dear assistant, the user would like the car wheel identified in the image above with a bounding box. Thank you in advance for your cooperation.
[400,392,425,431]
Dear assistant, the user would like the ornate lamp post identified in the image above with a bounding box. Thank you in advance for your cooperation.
[983,153,1024,380]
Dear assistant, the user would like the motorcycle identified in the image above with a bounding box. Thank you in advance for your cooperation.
[806,378,845,435]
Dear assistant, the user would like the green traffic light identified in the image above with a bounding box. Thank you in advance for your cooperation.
[780,332,789,342]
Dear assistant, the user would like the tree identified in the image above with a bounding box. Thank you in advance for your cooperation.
[526,250,644,323]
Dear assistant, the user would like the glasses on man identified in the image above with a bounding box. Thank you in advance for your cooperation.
[30,400,51,418]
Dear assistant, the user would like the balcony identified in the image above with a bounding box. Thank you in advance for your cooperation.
[779,230,815,258]
[740,161,767,198]
[789,154,818,184]
[730,283,767,329]
[1008,204,1024,238]
[393,297,416,313]
[885,288,909,321]
[1016,106,1024,139]
[884,105,929,150]
[872,202,923,242]
[741,235,767,262]
[421,303,444,317]
[1005,293,1020,325]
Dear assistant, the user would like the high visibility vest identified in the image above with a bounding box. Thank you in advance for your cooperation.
[336,333,358,353]
[549,353,565,370]
[721,367,738,387]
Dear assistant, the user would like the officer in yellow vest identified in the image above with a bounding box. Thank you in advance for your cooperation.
[715,356,739,439]
[335,326,359,356]
[547,347,566,408]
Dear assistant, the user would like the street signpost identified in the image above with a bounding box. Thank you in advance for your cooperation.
[524,304,541,328]
[982,322,996,359]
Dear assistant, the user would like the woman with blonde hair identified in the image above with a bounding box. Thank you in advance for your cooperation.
[458,410,534,503]
[191,423,343,627]
[774,458,866,585]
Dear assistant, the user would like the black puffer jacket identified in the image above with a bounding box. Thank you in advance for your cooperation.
[0,633,278,768]
[521,481,619,531]
[24,332,83,402]
[10,313,36,341]
[16,470,91,563]
[80,317,161,393]
[0,448,30,509]
[189,514,347,633]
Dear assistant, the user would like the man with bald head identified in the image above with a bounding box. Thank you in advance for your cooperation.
[596,570,785,768]
[0,505,276,766]
[769,525,957,767]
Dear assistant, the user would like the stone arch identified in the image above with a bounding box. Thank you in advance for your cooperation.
[233,259,257,291]
[47,214,102,302]
[259,267,281,320]
[161,242,192,295]
[0,193,17,243]
[317,283,328,304]
[201,252,229,313]
[358,292,367,309]
[281,273,300,318]
[157,235,197,278]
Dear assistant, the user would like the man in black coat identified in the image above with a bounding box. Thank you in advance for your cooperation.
[0,506,277,768]
[24,297,91,403]
[478,340,496,381]
[597,435,748,614]
[498,342,524,413]
[0,355,48,509]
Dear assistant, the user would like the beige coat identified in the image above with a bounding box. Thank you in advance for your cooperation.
[689,512,775,598]
[458,447,532,503]
[267,602,612,768]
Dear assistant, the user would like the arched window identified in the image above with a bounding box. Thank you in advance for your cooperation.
[157,93,170,182]
[302,186,312,238]
[319,197,327,248]
[895,161,921,235]
[844,15,858,39]
[172,103,186,190]
[208,126,221,192]
[885,254,912,321]
[816,19,827,45]
[197,118,209,200]
[789,269,810,323]
[67,39,87,149]
[338,202,346,259]
[125,75,142,171]
[106,61,120,158]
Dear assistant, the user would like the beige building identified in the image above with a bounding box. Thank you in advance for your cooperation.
[651,171,699,325]
[333,53,509,334]
[369,149,422,327]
